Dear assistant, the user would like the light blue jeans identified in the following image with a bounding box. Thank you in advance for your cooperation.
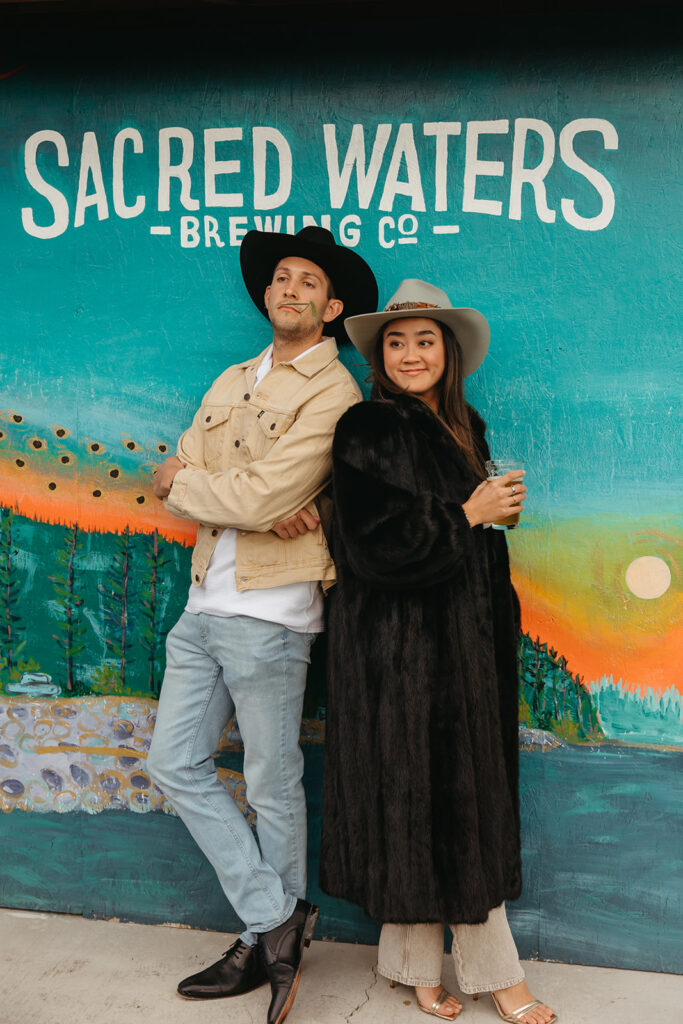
[147,611,315,945]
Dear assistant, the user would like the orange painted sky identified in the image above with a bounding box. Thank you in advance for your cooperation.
[3,464,196,546]
[509,515,681,697]
[513,573,681,695]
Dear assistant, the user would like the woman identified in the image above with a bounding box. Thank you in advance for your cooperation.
[320,280,557,1024]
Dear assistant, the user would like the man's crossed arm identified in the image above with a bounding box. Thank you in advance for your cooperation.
[152,383,358,536]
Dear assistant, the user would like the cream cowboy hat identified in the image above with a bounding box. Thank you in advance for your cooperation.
[344,279,490,377]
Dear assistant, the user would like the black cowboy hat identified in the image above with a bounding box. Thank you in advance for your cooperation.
[239,226,378,345]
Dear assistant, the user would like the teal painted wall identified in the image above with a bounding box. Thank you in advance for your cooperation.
[0,21,681,971]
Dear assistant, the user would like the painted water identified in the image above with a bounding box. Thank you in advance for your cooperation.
[1,743,680,973]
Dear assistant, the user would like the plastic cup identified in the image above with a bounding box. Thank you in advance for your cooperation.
[485,459,525,530]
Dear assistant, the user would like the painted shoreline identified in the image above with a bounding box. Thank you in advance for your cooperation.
[0,695,320,815]
[2,696,680,817]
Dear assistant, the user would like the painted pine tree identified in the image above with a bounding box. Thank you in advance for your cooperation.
[139,529,169,695]
[0,507,25,681]
[517,632,604,742]
[99,526,134,689]
[49,524,87,693]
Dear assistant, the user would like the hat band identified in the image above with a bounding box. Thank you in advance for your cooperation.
[384,300,441,312]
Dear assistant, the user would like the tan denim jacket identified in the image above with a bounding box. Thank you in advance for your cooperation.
[164,338,362,592]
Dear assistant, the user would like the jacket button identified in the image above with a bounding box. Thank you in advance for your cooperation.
[211,529,218,536]
[243,393,250,400]
[270,423,276,430]
[234,440,240,447]
[205,415,211,423]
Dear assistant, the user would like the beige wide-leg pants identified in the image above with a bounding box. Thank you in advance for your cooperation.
[377,904,525,994]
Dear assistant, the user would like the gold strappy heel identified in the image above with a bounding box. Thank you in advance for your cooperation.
[417,987,463,1019]
[490,990,557,1023]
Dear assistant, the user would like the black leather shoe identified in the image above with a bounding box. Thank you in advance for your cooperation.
[177,937,268,999]
[258,899,319,1024]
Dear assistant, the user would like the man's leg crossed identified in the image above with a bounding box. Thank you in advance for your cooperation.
[208,614,315,908]
[147,610,299,939]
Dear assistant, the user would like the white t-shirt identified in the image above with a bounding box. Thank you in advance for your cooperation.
[184,345,325,634]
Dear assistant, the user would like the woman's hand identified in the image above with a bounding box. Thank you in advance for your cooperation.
[152,456,184,498]
[462,471,526,528]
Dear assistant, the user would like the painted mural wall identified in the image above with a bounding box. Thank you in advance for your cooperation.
[0,24,681,972]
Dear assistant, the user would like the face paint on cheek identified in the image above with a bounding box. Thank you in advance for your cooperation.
[281,302,310,315]
[308,301,317,319]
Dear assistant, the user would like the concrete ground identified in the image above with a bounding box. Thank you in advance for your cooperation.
[0,908,679,1024]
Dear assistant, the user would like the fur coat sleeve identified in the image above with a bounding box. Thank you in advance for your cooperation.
[331,400,475,589]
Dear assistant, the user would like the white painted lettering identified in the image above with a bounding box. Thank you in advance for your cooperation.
[253,215,282,232]
[324,123,392,209]
[229,216,249,246]
[204,128,243,208]
[204,215,225,247]
[253,127,292,210]
[180,215,200,247]
[463,120,509,217]
[339,214,361,247]
[560,118,618,231]
[509,118,556,223]
[112,128,145,219]
[158,128,199,212]
[423,122,461,212]
[378,216,395,249]
[379,124,426,212]
[22,130,70,239]
[397,213,419,244]
[74,132,109,228]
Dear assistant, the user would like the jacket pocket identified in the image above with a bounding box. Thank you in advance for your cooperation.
[199,404,234,468]
[244,407,296,460]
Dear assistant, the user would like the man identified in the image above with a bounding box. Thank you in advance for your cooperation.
[148,226,377,1024]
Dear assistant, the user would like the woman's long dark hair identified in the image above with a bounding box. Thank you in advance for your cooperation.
[369,319,486,480]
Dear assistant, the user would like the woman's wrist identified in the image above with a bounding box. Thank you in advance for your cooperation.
[462,503,475,528]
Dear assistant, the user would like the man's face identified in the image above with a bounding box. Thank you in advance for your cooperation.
[264,257,342,340]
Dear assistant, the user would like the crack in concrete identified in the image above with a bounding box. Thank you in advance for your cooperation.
[345,964,379,1022]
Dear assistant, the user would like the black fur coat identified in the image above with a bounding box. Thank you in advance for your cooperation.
[320,395,522,925]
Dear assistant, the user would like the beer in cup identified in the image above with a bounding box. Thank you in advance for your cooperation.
[485,459,525,530]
